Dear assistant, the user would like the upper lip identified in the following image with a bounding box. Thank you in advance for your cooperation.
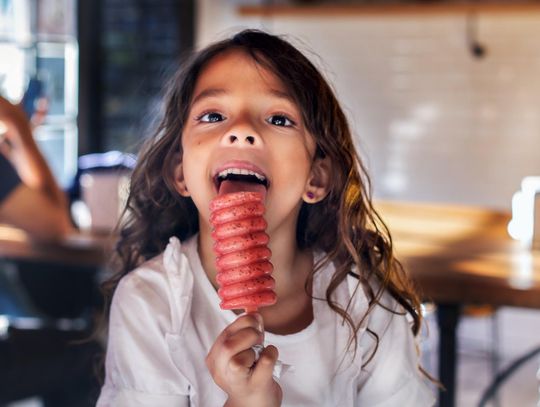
[212,160,270,190]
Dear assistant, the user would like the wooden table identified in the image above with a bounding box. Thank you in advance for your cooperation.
[0,224,113,331]
[375,201,540,407]
[0,224,113,266]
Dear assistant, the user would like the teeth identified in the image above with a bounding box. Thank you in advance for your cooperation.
[217,168,266,182]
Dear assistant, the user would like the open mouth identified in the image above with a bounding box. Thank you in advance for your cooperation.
[214,168,269,195]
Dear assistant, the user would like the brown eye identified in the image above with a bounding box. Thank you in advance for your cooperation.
[199,112,224,123]
[267,115,293,127]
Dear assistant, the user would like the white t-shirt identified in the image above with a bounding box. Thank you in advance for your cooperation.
[97,235,435,407]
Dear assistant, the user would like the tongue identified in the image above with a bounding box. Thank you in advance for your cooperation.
[218,180,267,200]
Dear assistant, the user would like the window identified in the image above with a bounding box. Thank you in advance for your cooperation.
[0,0,78,187]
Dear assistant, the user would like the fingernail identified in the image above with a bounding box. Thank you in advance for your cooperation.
[254,313,264,333]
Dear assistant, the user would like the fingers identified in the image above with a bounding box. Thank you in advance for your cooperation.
[206,313,264,379]
[216,313,264,350]
[251,344,279,384]
[206,311,282,401]
[223,326,263,359]
[228,348,258,377]
[215,312,263,345]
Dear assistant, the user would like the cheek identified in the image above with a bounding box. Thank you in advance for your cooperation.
[181,140,206,178]
[285,139,314,171]
[270,143,312,193]
[181,156,213,220]
[182,154,208,191]
[279,131,316,170]
[181,159,196,187]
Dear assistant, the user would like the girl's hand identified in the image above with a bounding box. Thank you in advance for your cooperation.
[206,313,282,407]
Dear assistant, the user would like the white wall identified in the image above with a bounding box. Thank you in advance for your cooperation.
[196,1,540,209]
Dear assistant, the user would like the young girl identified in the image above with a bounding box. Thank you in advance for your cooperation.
[97,29,435,407]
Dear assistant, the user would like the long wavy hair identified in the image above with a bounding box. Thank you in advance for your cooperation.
[103,29,423,366]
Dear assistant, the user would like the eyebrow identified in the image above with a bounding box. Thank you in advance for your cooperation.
[190,87,295,106]
[269,88,295,104]
[191,88,228,106]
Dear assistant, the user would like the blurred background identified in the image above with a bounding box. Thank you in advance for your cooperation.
[1,0,540,406]
[4,0,540,207]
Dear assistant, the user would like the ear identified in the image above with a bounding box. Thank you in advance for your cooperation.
[303,156,331,204]
[172,154,190,197]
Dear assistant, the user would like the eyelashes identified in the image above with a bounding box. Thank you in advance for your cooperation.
[197,112,224,123]
[266,114,295,127]
[196,111,297,128]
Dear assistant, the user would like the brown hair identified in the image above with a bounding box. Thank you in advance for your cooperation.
[103,29,423,366]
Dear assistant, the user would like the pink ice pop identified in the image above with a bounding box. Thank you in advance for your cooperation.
[210,191,276,313]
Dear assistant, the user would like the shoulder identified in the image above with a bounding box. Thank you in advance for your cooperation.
[116,236,192,295]
[318,259,414,332]
[110,252,173,340]
[315,261,400,330]
[101,237,196,402]
[346,272,413,334]
[353,279,435,405]
[112,236,195,334]
[344,272,420,369]
[367,284,412,335]
[114,252,168,308]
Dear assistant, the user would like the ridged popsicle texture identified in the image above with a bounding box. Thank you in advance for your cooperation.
[210,191,276,312]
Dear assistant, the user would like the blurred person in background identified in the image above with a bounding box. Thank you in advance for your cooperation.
[0,94,100,406]
[0,94,72,239]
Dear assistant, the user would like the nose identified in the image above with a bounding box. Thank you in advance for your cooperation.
[226,134,257,145]
[221,124,262,147]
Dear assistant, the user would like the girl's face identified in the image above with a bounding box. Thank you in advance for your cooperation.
[177,50,325,236]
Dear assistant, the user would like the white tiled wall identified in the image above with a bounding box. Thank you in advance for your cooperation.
[197,1,540,209]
